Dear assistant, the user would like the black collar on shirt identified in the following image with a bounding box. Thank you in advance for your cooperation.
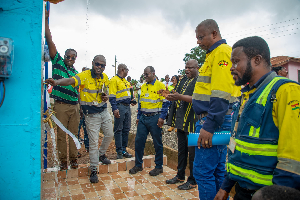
[91,69,103,79]
[206,39,227,54]
[147,78,156,85]
[241,71,273,93]
[116,74,124,79]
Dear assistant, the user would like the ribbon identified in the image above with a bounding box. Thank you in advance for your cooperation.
[51,114,81,149]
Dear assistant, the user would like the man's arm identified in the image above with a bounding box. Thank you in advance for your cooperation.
[45,77,75,86]
[45,10,57,59]
[166,92,192,103]
[272,83,300,188]
[198,51,233,148]
[108,78,118,112]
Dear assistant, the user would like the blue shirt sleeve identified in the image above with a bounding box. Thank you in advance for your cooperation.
[273,168,300,189]
[159,100,171,119]
[221,173,236,193]
[202,97,229,134]
[109,97,118,111]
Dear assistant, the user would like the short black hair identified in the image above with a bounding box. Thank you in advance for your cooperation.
[146,66,155,73]
[272,66,284,75]
[260,185,300,200]
[197,19,220,35]
[65,48,77,56]
[232,36,271,66]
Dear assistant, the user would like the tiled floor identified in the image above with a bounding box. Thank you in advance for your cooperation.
[42,166,199,200]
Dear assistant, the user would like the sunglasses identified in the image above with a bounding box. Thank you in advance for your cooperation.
[64,55,76,60]
[94,62,106,68]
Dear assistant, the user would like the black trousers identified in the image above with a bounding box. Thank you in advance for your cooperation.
[234,182,257,200]
[177,129,196,184]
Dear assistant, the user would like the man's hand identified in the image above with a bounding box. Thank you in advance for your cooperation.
[113,109,120,118]
[197,128,213,149]
[130,99,137,106]
[45,78,57,86]
[157,118,164,128]
[214,189,229,200]
[166,92,181,101]
[101,93,108,102]
[136,119,139,125]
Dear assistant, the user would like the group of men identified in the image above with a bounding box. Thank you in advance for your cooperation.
[45,9,300,200]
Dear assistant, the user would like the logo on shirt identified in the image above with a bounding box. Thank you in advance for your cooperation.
[288,100,300,117]
[218,60,229,68]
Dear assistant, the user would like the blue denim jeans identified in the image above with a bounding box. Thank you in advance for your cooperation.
[78,115,89,150]
[114,104,131,153]
[135,114,163,169]
[193,115,231,200]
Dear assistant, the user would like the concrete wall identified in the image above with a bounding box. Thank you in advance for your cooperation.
[0,1,43,199]
[286,61,300,82]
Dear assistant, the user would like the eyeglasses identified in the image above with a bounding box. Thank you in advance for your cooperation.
[94,62,106,68]
[64,55,76,60]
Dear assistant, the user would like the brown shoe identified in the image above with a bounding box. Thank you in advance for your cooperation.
[60,161,68,171]
[70,159,78,169]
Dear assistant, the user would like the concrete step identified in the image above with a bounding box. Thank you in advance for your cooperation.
[43,155,168,181]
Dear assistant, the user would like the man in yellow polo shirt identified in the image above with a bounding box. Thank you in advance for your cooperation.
[45,55,114,184]
[109,64,136,159]
[191,19,236,199]
[129,66,170,176]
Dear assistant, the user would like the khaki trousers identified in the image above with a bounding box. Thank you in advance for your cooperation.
[53,102,80,162]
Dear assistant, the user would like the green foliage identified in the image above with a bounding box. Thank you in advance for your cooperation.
[183,46,206,67]
[178,69,185,75]
[131,79,138,86]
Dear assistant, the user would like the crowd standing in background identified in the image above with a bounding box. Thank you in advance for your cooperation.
[45,8,300,199]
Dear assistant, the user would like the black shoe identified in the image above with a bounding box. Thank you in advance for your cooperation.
[99,154,111,164]
[166,176,184,184]
[129,166,143,174]
[117,152,123,159]
[70,159,78,169]
[123,151,132,158]
[149,168,163,176]
[77,152,82,158]
[90,169,99,183]
[60,161,68,171]
[178,182,197,190]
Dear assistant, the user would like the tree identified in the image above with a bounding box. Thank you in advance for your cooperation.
[183,46,206,67]
[178,69,186,75]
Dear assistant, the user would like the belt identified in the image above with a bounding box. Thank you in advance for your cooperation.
[118,103,130,106]
[197,109,232,120]
[55,100,69,105]
[142,112,161,117]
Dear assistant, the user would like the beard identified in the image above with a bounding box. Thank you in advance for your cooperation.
[235,60,252,86]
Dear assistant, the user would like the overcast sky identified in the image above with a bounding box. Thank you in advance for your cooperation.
[47,0,300,80]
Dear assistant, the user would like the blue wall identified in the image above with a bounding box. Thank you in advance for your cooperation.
[0,0,43,199]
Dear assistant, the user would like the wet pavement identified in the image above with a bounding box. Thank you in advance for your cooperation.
[42,166,199,200]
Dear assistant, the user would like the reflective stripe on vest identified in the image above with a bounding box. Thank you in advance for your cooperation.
[256,77,287,106]
[248,77,287,138]
[235,139,278,156]
[228,163,273,186]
